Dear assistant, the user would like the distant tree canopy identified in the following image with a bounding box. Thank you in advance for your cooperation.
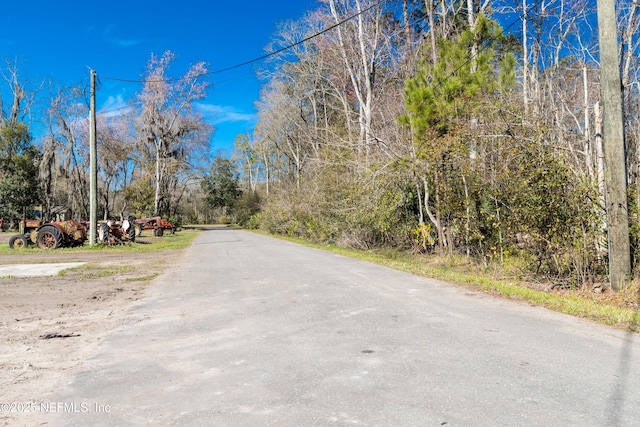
[201,157,240,217]
[9,51,214,223]
[0,120,41,220]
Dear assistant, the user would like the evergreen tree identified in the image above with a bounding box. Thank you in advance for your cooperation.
[400,15,516,254]
[0,121,42,220]
[201,157,240,217]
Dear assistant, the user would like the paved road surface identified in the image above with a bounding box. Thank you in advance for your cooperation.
[34,229,640,426]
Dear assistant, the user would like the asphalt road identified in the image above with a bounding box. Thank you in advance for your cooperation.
[36,229,640,426]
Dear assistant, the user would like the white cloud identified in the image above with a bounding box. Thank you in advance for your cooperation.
[196,103,257,125]
[102,24,142,48]
[99,95,131,118]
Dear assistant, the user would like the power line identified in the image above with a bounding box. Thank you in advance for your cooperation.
[96,0,547,115]
[101,0,387,84]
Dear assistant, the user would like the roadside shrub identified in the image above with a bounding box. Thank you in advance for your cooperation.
[245,212,262,230]
[235,190,261,226]
[498,143,603,281]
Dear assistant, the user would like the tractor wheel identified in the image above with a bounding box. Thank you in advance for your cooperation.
[36,226,63,249]
[127,226,136,242]
[154,228,164,237]
[9,235,28,249]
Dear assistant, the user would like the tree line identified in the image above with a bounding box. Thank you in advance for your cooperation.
[0,51,213,226]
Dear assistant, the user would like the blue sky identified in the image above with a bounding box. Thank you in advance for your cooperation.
[0,0,317,155]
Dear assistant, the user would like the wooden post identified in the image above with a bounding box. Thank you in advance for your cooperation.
[597,0,631,290]
[89,70,97,246]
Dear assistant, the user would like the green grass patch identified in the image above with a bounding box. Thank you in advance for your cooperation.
[125,274,159,282]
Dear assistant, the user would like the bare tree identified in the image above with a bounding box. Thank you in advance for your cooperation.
[136,51,212,217]
[40,85,91,218]
[0,60,42,220]
[326,0,381,157]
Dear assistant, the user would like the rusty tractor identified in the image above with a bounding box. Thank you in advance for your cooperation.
[97,217,136,245]
[9,219,88,249]
[134,216,174,237]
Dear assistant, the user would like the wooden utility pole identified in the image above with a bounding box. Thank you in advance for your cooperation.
[89,70,97,246]
[597,0,631,290]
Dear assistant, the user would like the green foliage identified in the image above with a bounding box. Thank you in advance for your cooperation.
[201,157,240,215]
[234,190,262,226]
[499,54,517,92]
[253,158,416,250]
[244,212,262,230]
[339,181,415,249]
[0,121,42,219]
[401,15,515,140]
[0,121,31,158]
[412,222,435,251]
[124,176,155,218]
[396,15,604,282]
[499,143,602,277]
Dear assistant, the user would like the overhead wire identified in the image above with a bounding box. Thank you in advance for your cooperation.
[96,0,546,116]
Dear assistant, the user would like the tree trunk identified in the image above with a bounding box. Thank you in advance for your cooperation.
[522,0,529,112]
[421,173,446,255]
[153,148,163,216]
[426,0,437,65]
[402,0,413,57]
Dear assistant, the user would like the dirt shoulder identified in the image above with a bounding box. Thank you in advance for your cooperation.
[0,231,183,426]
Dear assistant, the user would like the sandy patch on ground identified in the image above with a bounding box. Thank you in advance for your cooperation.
[0,232,181,426]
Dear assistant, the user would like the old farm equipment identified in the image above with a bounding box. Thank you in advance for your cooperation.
[134,216,174,237]
[9,218,88,249]
[98,217,136,245]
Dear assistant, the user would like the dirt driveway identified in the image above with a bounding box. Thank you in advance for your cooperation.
[0,231,183,426]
